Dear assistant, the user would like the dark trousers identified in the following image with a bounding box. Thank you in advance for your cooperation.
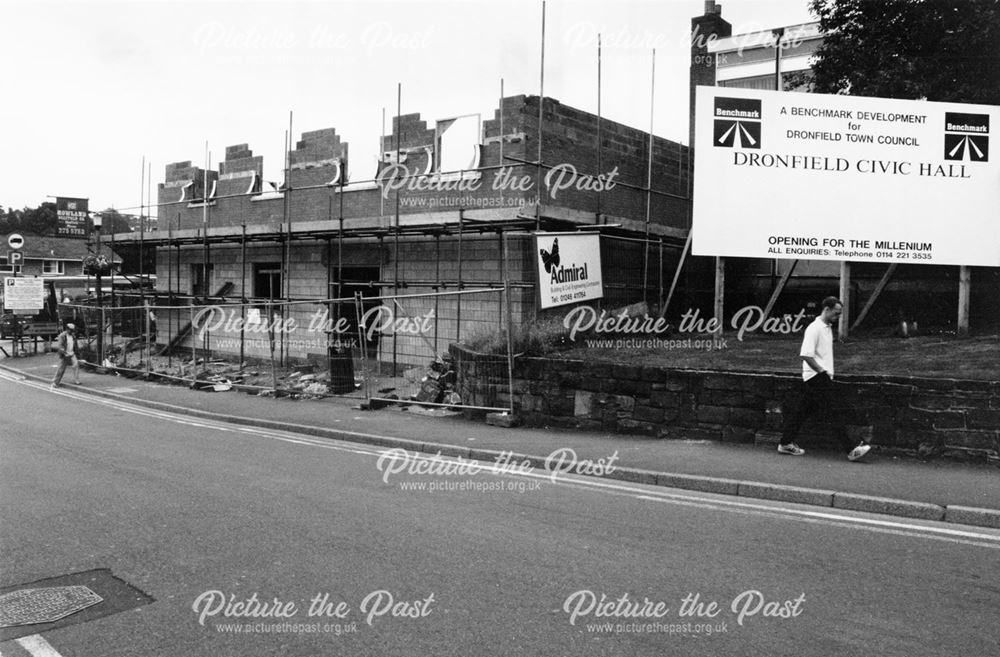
[781,372,854,452]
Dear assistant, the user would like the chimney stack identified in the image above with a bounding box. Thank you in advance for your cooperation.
[690,0,732,145]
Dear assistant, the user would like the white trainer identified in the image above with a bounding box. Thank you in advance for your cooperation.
[847,444,872,462]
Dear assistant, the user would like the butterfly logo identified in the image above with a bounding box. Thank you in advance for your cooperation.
[540,238,560,273]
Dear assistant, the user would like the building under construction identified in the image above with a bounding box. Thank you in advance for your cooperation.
[100,4,998,398]
[107,93,694,392]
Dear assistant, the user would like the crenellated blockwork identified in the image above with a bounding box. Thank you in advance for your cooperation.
[290,128,349,188]
[155,95,692,232]
[218,144,264,199]
[159,161,218,212]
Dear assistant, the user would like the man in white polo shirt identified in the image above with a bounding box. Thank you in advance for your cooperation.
[778,296,871,462]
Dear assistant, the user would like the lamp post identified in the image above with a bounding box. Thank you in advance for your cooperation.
[93,213,103,364]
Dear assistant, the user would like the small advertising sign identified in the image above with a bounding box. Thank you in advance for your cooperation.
[55,197,89,239]
[535,233,604,309]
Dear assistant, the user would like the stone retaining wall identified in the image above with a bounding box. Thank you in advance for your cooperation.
[451,345,1000,461]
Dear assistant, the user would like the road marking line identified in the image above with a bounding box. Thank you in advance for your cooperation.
[348,446,1000,544]
[5,373,1000,546]
[15,635,63,657]
[631,494,1000,550]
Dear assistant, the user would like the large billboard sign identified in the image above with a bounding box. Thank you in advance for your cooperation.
[535,233,603,309]
[692,87,1000,267]
[55,197,89,238]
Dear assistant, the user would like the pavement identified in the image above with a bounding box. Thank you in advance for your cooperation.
[2,352,999,529]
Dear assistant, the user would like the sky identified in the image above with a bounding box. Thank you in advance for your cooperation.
[0,0,815,216]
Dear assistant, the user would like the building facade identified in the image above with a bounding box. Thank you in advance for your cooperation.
[112,94,694,366]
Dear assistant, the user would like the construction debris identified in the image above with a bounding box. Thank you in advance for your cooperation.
[409,353,458,405]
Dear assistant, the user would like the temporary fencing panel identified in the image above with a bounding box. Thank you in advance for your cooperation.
[63,287,515,412]
[356,287,514,412]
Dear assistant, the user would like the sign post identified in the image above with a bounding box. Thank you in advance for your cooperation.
[7,234,23,279]
[958,266,971,336]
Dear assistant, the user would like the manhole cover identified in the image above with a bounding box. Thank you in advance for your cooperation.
[0,569,154,642]
[0,585,104,627]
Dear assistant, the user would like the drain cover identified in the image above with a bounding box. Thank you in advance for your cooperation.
[0,569,154,642]
[0,586,103,627]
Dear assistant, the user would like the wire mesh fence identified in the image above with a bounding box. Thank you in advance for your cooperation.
[357,287,513,412]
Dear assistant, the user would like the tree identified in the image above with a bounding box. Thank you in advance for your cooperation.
[0,202,59,235]
[808,0,1000,104]
[0,203,136,237]
[92,208,134,235]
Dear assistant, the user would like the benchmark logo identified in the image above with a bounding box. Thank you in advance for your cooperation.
[944,112,989,162]
[714,97,762,149]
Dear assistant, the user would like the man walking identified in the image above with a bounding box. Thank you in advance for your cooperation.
[52,322,81,388]
[778,296,871,462]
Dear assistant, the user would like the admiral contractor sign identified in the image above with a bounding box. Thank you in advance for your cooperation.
[535,233,603,309]
[692,87,1000,267]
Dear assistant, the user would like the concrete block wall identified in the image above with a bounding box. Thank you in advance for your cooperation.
[159,161,218,210]
[218,144,263,200]
[151,233,536,367]
[381,114,435,159]
[157,94,692,233]
[290,128,349,189]
[513,95,691,224]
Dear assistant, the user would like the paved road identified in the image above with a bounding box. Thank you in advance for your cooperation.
[1,375,998,657]
[5,354,998,511]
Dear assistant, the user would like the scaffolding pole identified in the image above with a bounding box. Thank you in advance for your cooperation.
[596,33,602,221]
[499,78,504,208]
[536,0,546,230]
[393,82,402,375]
[139,155,145,299]
[643,48,656,304]
[240,222,247,368]
[167,214,173,368]
[457,210,464,342]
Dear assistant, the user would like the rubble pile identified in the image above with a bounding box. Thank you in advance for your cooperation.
[277,367,335,399]
[410,353,460,406]
[96,354,350,399]
[80,346,462,409]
